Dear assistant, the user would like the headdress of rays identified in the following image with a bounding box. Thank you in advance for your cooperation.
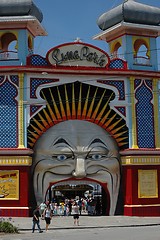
[27,81,129,149]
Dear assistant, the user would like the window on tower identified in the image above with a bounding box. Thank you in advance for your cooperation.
[133,38,150,66]
[0,32,18,60]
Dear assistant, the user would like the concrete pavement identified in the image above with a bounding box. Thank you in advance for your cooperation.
[1,215,160,232]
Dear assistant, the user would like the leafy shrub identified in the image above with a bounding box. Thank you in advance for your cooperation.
[0,221,19,233]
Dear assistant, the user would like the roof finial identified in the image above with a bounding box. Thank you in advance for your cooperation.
[74,37,82,43]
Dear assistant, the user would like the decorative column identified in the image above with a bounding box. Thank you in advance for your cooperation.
[130,77,138,148]
[18,73,25,148]
[153,78,160,148]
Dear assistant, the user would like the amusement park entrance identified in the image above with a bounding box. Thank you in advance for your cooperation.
[46,182,108,215]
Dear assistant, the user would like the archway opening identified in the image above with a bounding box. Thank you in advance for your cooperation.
[45,180,110,216]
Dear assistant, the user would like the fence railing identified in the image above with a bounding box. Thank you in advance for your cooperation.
[0,51,18,60]
[134,56,150,65]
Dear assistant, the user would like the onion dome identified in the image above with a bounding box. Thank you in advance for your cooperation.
[97,0,160,31]
[0,0,43,23]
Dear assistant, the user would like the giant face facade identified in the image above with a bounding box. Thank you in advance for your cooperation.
[32,120,121,215]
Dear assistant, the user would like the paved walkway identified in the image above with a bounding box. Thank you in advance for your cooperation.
[1,215,160,232]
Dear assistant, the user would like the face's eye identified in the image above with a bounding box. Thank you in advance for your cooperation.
[57,155,67,161]
[91,154,102,160]
[52,153,74,161]
[87,148,109,160]
[87,153,103,161]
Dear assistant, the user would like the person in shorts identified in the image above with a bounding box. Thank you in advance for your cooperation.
[72,201,80,225]
[43,204,52,231]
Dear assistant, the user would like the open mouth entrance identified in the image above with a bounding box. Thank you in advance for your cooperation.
[45,180,110,216]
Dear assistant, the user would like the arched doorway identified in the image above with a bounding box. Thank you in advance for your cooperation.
[45,180,110,216]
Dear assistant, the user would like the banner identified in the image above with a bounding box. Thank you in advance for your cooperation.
[0,170,19,200]
[138,170,158,198]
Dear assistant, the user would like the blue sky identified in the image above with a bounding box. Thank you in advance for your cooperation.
[33,0,160,61]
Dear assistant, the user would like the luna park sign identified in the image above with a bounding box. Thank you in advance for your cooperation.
[47,42,109,67]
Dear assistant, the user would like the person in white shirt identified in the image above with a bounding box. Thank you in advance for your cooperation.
[72,201,80,226]
[39,201,47,218]
[43,204,52,231]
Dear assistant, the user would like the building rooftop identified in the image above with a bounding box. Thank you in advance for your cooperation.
[0,0,43,23]
[97,0,160,31]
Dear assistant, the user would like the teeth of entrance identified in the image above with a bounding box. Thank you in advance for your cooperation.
[50,180,102,203]
[52,180,99,188]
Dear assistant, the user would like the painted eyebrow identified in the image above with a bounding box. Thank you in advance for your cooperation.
[88,138,107,148]
[53,138,72,147]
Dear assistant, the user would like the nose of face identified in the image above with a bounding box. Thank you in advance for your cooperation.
[72,157,86,178]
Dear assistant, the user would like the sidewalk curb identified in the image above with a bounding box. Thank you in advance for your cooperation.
[19,223,160,231]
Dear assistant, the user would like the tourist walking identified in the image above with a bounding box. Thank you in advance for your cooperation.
[39,201,47,218]
[43,204,52,231]
[32,206,43,233]
[72,201,80,226]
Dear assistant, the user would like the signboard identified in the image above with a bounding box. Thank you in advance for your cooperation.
[47,42,110,67]
[138,170,158,198]
[0,170,19,200]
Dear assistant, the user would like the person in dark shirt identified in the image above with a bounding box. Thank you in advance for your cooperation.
[78,199,82,215]
[68,200,72,216]
[32,206,43,233]
[95,197,102,215]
